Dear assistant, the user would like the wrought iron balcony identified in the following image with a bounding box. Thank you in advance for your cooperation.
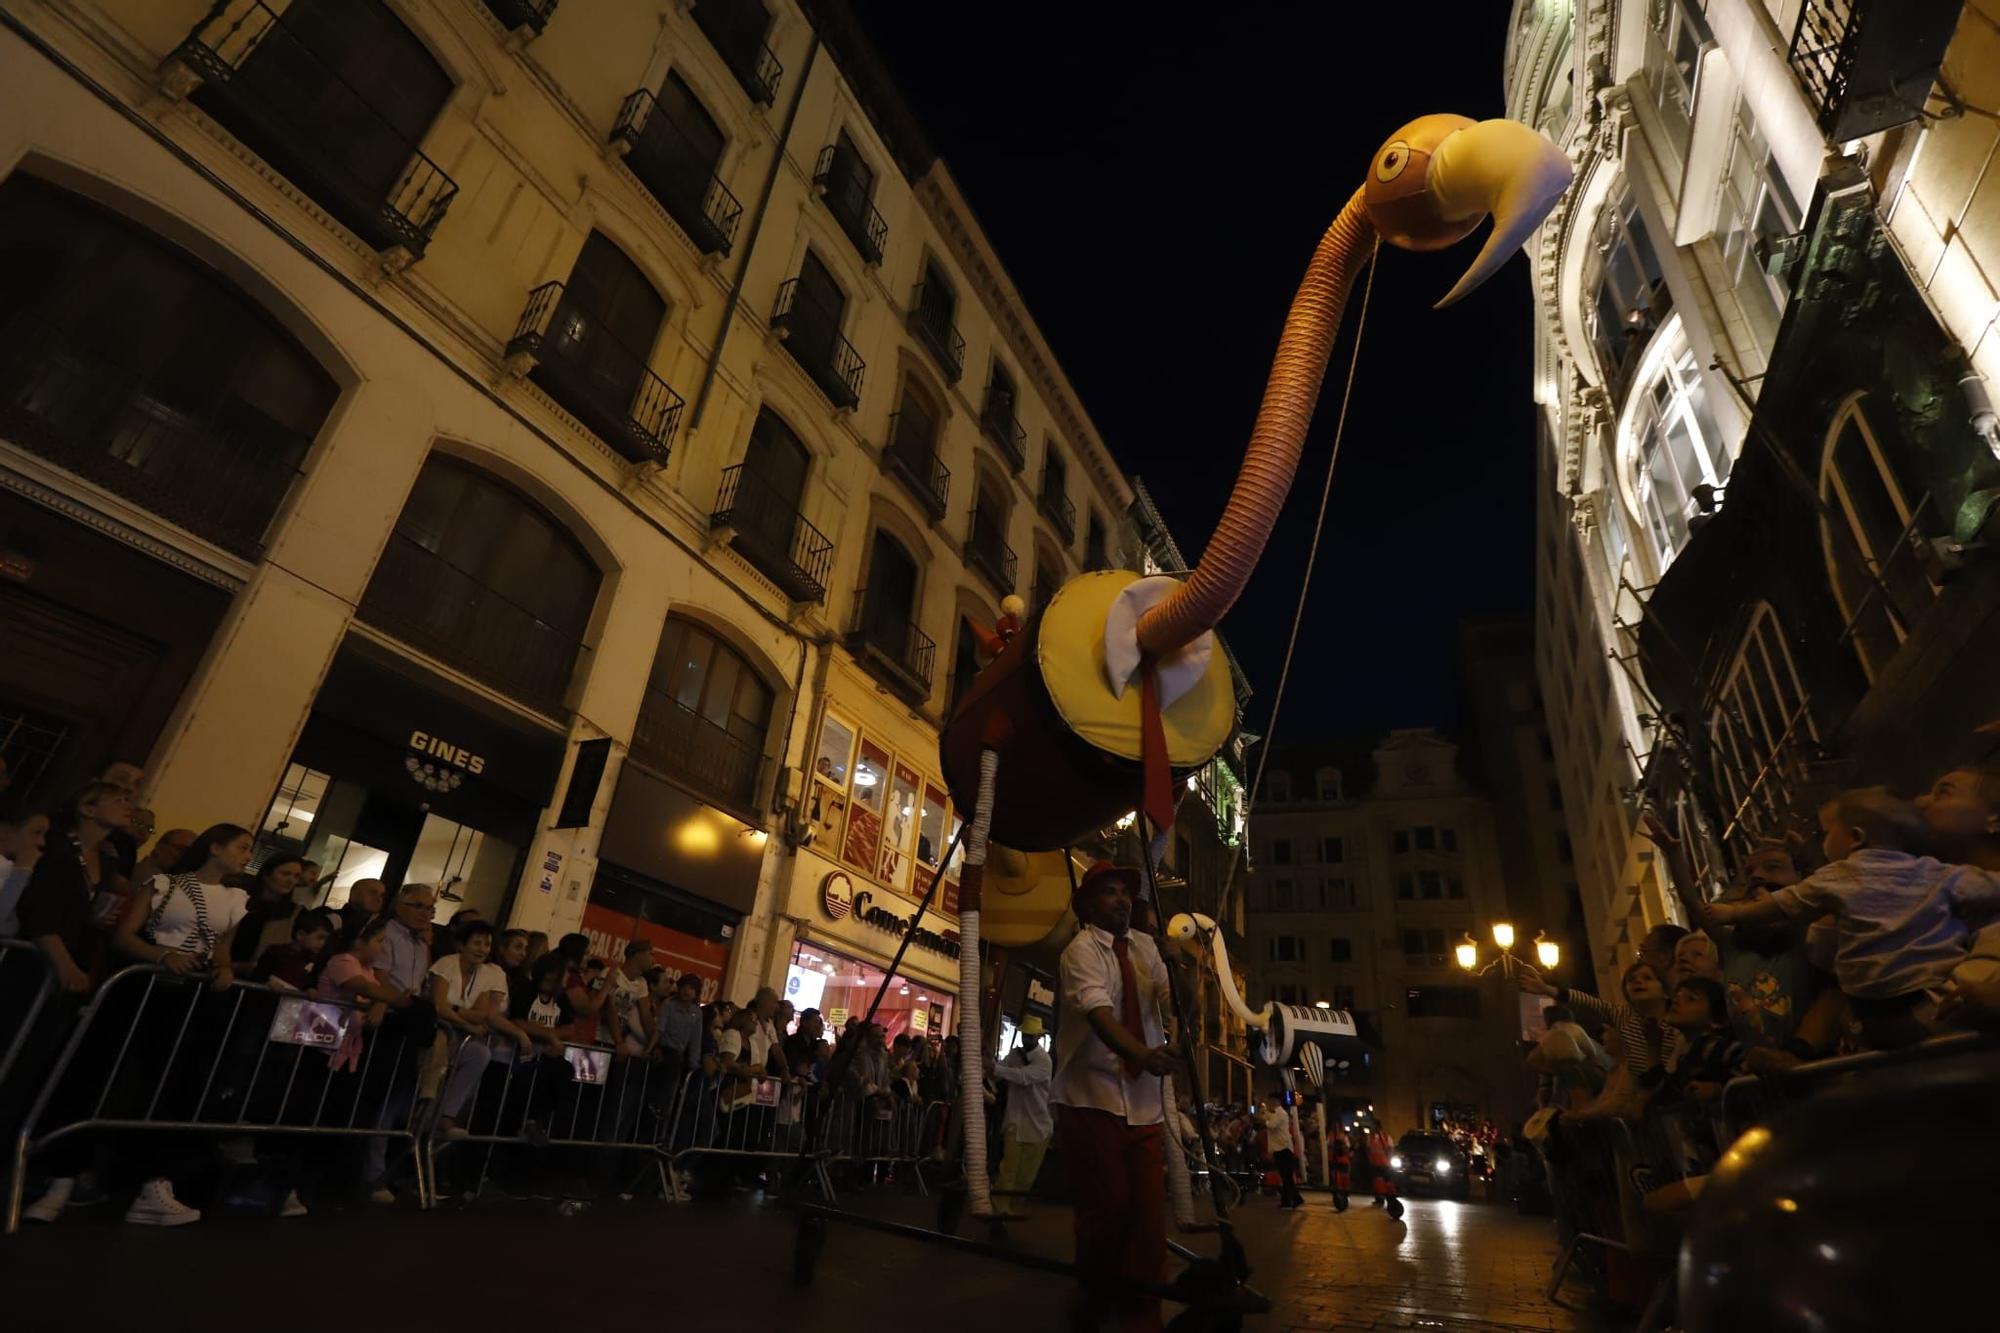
[772,279,864,409]
[630,686,767,816]
[507,281,684,465]
[0,314,309,558]
[980,384,1027,471]
[358,531,582,716]
[173,0,458,258]
[690,0,783,107]
[483,0,557,36]
[611,89,743,256]
[813,145,888,265]
[848,589,935,703]
[1788,0,1961,141]
[882,412,950,521]
[908,283,965,383]
[1039,484,1076,543]
[711,463,832,603]
[965,508,1018,598]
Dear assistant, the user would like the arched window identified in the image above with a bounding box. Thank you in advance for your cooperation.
[632,616,775,814]
[1623,315,1728,573]
[1706,604,1816,857]
[1819,396,1937,681]
[1587,186,1669,403]
[884,374,950,520]
[518,230,677,464]
[359,457,599,715]
[852,529,931,699]
[775,248,862,408]
[949,615,983,710]
[717,407,829,602]
[0,173,338,556]
[184,0,457,255]
[966,472,1016,598]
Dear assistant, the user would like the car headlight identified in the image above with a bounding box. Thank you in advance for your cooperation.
[1389,1154,1404,1170]
[1434,1158,1451,1174]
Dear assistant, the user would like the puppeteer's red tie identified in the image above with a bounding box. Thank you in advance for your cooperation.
[1112,935,1146,1076]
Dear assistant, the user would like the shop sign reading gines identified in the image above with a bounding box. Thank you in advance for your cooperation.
[820,871,959,961]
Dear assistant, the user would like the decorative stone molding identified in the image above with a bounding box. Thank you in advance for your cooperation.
[0,454,249,593]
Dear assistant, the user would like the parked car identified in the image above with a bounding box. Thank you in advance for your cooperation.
[1390,1131,1471,1199]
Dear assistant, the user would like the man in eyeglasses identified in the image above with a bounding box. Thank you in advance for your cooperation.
[363,883,439,1201]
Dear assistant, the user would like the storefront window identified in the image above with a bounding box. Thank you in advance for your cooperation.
[878,761,921,890]
[255,760,522,922]
[788,940,951,1044]
[917,785,948,867]
[814,711,856,786]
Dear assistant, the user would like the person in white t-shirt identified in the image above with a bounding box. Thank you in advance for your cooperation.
[0,804,49,939]
[608,939,655,1057]
[100,822,256,1227]
[428,919,533,1137]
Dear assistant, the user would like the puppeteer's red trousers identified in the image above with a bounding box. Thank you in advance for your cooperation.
[1058,1105,1165,1333]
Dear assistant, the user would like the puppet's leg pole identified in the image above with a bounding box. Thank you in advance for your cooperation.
[1160,1073,1199,1230]
[957,747,999,1219]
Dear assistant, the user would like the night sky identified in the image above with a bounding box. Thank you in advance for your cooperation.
[854,5,1539,738]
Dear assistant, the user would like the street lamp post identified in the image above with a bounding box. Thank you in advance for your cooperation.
[1455,921,1560,979]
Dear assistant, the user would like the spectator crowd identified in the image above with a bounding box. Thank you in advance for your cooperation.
[1499,740,2000,1312]
[0,759,1030,1228]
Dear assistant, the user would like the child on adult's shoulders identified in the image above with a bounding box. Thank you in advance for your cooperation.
[1705,788,2000,1049]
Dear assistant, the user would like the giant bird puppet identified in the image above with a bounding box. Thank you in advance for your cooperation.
[930,113,1573,1226]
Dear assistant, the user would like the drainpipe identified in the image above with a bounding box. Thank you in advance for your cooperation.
[691,30,821,433]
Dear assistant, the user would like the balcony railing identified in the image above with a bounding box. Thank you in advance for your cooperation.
[908,283,965,382]
[772,279,864,409]
[630,688,766,816]
[711,463,832,603]
[0,314,308,558]
[1788,0,1960,142]
[507,281,684,465]
[847,589,935,703]
[882,412,950,521]
[690,0,783,107]
[173,0,458,258]
[1038,484,1076,542]
[964,508,1018,597]
[483,0,558,36]
[358,531,583,716]
[980,384,1027,471]
[611,89,743,256]
[813,145,887,265]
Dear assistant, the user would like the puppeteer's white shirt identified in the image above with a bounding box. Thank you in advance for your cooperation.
[992,1044,1054,1141]
[1050,923,1168,1127]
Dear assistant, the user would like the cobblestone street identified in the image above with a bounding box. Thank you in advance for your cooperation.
[5,1183,1623,1332]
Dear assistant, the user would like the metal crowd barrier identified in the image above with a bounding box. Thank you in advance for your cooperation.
[4,963,435,1232]
[1717,1030,1989,1142]
[0,940,54,1094]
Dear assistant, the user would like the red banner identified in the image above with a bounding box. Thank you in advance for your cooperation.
[580,902,731,1004]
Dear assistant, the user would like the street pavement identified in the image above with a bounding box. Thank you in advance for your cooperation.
[3,1183,1626,1332]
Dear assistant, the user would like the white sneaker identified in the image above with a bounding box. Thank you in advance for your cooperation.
[279,1190,308,1218]
[22,1177,74,1224]
[124,1179,201,1227]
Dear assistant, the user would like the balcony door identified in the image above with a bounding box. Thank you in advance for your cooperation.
[863,530,919,651]
[829,129,875,215]
[201,0,451,220]
[736,408,809,563]
[536,231,665,426]
[653,71,726,202]
[790,248,848,371]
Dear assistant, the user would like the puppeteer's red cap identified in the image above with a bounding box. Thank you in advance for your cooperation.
[1075,860,1142,901]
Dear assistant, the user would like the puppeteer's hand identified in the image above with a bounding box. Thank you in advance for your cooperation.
[1139,1045,1176,1077]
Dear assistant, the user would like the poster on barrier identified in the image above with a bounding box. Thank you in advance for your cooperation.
[268,997,354,1049]
[565,1045,611,1085]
